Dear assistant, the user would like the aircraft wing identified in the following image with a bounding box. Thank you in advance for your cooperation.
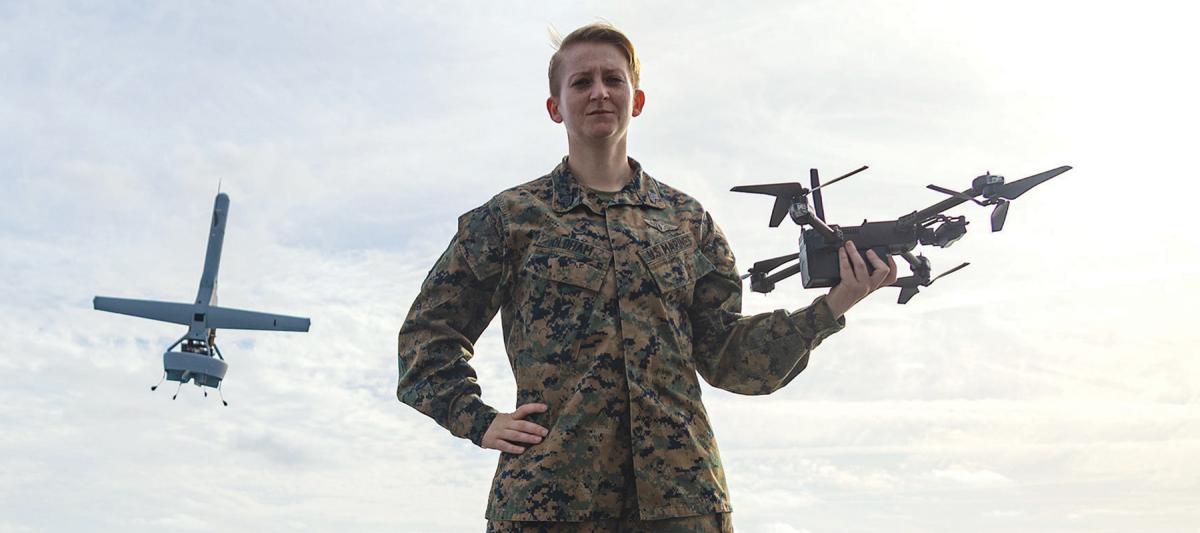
[93,297,196,325]
[205,305,310,332]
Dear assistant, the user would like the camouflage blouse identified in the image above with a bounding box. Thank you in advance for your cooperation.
[397,158,845,521]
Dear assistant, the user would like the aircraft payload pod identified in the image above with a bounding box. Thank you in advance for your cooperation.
[94,193,310,404]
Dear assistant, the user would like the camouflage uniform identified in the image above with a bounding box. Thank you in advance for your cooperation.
[397,158,844,525]
[486,511,733,532]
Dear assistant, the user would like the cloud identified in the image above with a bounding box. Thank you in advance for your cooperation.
[760,523,814,533]
[2,1,1198,532]
[930,466,1016,488]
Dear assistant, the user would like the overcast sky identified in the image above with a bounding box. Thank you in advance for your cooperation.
[2,1,1198,532]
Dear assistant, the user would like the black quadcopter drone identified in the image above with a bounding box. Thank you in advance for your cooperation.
[731,164,1072,303]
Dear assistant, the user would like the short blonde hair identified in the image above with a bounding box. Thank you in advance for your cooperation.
[548,22,640,97]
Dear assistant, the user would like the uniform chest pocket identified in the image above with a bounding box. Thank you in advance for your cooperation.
[523,237,610,293]
[638,233,716,293]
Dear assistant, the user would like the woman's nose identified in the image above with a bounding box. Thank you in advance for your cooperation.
[590,78,609,101]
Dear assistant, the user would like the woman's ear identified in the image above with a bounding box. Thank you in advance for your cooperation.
[546,97,564,123]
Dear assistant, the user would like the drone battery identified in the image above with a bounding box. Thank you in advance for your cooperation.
[798,229,888,288]
[798,229,836,288]
[163,350,228,388]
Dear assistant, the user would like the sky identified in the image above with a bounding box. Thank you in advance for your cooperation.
[2,1,1198,532]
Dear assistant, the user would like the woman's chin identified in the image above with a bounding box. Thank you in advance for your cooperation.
[576,126,623,142]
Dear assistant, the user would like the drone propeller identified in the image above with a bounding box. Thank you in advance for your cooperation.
[813,165,869,192]
[990,201,1011,232]
[891,274,925,304]
[898,285,920,304]
[732,166,868,227]
[925,166,1071,231]
[993,165,1072,200]
[730,183,809,227]
[926,184,985,205]
[892,262,969,303]
[985,165,1071,230]
[930,262,970,283]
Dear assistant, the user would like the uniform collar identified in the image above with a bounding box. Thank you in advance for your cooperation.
[551,156,667,213]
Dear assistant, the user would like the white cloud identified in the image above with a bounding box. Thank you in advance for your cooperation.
[760,523,814,533]
[930,466,1015,488]
[2,1,1198,532]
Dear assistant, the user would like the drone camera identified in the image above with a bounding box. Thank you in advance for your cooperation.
[788,199,811,224]
[930,219,969,248]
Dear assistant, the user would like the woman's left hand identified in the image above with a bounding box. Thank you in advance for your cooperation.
[824,240,897,319]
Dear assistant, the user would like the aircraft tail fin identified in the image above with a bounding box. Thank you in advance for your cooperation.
[93,297,196,325]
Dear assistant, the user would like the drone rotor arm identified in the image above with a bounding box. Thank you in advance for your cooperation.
[742,252,806,293]
[907,195,972,225]
[764,262,806,287]
[745,253,801,277]
[899,251,922,268]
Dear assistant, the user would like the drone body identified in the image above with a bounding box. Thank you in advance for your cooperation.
[93,193,311,403]
[797,220,918,288]
[732,165,1072,303]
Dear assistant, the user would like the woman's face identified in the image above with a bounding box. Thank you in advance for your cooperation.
[547,42,645,144]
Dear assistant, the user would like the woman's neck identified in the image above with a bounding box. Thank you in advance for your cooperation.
[566,137,631,192]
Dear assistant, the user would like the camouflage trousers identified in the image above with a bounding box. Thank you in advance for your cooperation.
[486,512,733,532]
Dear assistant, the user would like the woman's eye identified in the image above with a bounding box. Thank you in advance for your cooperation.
[606,77,623,84]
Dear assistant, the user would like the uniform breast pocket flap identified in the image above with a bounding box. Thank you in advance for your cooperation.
[525,238,610,292]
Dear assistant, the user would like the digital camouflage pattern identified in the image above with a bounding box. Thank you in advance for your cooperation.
[487,511,733,532]
[397,158,845,521]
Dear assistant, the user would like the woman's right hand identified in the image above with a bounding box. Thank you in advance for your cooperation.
[482,403,550,454]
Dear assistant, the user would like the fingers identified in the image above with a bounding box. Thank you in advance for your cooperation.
[502,428,544,444]
[511,403,548,420]
[838,245,857,284]
[828,243,901,318]
[493,441,527,454]
[846,241,868,280]
[864,249,890,290]
[506,405,549,439]
[511,420,550,437]
[500,419,548,444]
[483,404,552,455]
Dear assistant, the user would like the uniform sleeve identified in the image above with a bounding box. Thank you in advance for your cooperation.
[688,211,845,395]
[396,201,508,446]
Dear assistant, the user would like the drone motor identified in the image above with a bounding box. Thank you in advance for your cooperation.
[972,172,1005,197]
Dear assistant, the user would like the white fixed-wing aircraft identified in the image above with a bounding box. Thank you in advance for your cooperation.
[94,193,310,404]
